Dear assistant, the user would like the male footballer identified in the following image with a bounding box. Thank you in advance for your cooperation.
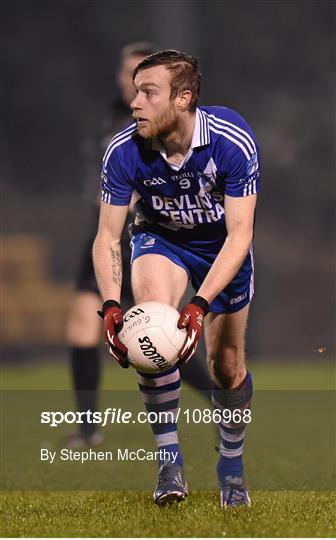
[67,43,213,448]
[93,50,260,507]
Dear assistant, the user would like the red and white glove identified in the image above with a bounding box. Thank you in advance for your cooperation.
[98,300,129,368]
[177,295,209,365]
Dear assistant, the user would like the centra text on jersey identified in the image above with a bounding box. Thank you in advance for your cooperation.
[152,193,225,225]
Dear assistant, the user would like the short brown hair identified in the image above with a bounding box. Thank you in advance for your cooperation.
[133,50,201,111]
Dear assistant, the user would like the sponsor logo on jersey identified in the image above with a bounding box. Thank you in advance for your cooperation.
[138,336,170,370]
[143,177,167,186]
[151,193,225,228]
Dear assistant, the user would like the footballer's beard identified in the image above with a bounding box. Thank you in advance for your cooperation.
[137,105,178,139]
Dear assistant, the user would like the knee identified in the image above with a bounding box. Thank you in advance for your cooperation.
[208,345,245,389]
[66,302,101,347]
[66,310,83,344]
[132,284,154,304]
[132,282,175,306]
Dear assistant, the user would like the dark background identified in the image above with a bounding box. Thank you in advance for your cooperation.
[1,0,335,360]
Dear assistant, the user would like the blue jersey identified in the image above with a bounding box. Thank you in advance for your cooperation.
[101,106,260,245]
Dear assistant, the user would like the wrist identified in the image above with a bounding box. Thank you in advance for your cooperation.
[190,295,209,315]
[98,299,121,319]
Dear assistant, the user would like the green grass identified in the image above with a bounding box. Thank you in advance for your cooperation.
[1,359,335,537]
[1,356,335,390]
[1,491,335,537]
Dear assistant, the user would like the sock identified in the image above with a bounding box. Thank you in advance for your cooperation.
[70,346,101,437]
[212,371,253,480]
[137,366,183,467]
[179,353,213,403]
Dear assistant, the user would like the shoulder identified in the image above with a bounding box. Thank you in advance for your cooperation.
[102,122,138,167]
[200,105,254,132]
[200,105,258,161]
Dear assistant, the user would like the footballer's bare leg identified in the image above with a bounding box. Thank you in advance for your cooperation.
[131,253,189,306]
[65,291,103,448]
[133,254,213,397]
[131,253,189,506]
[204,304,250,389]
[204,304,252,507]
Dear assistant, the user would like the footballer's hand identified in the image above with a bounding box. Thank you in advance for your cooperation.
[98,300,129,368]
[177,295,209,365]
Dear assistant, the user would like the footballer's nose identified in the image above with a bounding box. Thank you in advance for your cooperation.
[130,92,143,111]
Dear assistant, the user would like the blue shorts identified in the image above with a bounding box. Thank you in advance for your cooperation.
[130,231,254,314]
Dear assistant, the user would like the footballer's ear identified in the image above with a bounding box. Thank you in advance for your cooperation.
[176,90,192,111]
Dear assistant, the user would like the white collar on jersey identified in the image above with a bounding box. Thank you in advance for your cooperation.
[144,107,211,152]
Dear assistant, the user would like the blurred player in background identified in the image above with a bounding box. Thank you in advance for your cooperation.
[66,43,213,448]
[93,50,259,507]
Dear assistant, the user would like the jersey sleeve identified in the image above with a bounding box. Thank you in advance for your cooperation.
[222,140,261,198]
[101,146,132,206]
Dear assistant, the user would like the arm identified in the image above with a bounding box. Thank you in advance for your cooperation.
[92,201,129,302]
[197,193,256,304]
[92,202,130,367]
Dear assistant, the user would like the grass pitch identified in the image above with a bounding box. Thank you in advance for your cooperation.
[1,490,335,537]
[1,358,335,537]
